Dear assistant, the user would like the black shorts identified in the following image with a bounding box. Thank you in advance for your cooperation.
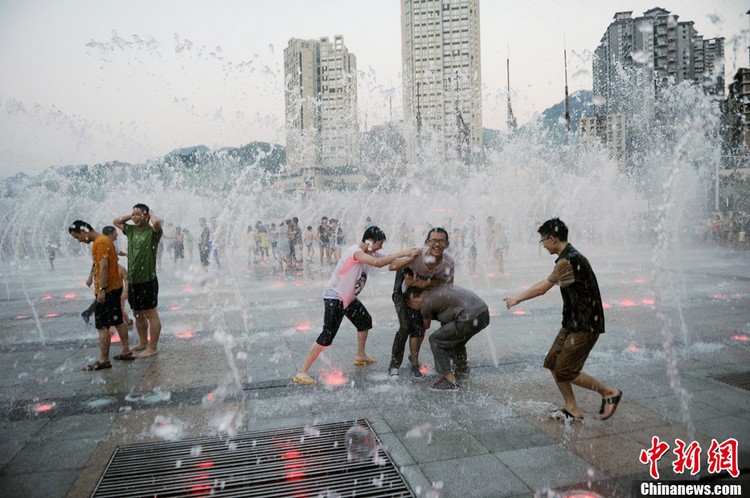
[315,298,372,346]
[95,287,124,329]
[128,278,159,311]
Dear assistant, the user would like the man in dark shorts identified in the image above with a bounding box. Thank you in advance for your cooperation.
[406,284,490,392]
[68,220,133,370]
[114,204,163,358]
[504,218,621,421]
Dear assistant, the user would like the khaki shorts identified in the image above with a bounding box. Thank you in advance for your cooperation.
[543,328,599,382]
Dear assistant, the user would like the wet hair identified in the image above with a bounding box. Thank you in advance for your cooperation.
[362,225,386,243]
[425,227,449,245]
[133,203,150,214]
[102,225,117,235]
[404,286,427,303]
[307,226,312,230]
[321,216,328,222]
[68,220,93,234]
[538,218,568,241]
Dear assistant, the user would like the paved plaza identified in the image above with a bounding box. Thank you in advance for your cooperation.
[0,242,748,497]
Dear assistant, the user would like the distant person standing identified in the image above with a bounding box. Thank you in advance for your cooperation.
[198,217,210,269]
[504,218,621,421]
[68,220,132,370]
[113,203,163,358]
[45,239,58,270]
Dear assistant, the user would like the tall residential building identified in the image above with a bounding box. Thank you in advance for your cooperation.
[284,35,358,189]
[579,114,626,166]
[401,0,482,164]
[725,68,750,150]
[593,7,725,115]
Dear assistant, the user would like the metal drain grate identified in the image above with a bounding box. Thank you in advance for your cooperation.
[92,419,414,497]
[709,371,750,392]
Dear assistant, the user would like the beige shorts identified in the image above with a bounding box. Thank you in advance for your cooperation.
[543,328,599,382]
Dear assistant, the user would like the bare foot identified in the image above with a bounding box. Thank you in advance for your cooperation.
[132,343,147,351]
[138,348,158,358]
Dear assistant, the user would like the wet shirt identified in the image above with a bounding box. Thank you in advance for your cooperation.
[92,234,121,293]
[323,244,384,308]
[400,246,455,293]
[547,244,605,334]
[419,285,488,325]
[122,224,162,284]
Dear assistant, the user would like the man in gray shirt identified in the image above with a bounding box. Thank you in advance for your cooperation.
[406,285,490,391]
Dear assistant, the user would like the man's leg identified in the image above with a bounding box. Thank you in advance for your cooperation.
[389,293,411,370]
[429,322,460,380]
[355,330,374,363]
[96,327,111,364]
[570,372,621,420]
[114,322,131,356]
[138,308,161,358]
[133,310,148,350]
[295,342,325,383]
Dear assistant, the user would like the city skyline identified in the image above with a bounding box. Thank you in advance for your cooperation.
[0,0,748,178]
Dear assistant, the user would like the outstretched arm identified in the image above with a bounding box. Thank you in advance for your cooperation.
[356,247,419,268]
[388,247,421,270]
[503,278,554,309]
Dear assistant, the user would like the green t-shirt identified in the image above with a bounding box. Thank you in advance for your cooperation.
[123,223,162,284]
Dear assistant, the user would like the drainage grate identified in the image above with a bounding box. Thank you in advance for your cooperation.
[709,371,750,392]
[92,419,414,497]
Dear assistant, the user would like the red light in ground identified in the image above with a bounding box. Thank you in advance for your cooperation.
[513,310,528,315]
[641,298,655,305]
[435,207,452,213]
[111,335,121,343]
[175,331,195,339]
[521,284,530,289]
[321,370,348,386]
[15,315,27,319]
[296,323,311,331]
[627,343,641,353]
[169,306,180,311]
[197,462,214,469]
[42,295,53,300]
[620,299,636,307]
[32,402,56,413]
[489,311,497,317]
[486,272,497,278]
[602,302,612,309]
[63,293,77,299]
[634,277,646,284]
[712,293,726,299]
[183,286,194,293]
[732,334,749,342]
[44,313,59,318]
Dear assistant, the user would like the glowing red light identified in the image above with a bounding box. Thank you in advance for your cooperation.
[44,313,59,318]
[712,293,726,299]
[602,302,612,309]
[513,310,528,315]
[197,462,214,469]
[620,299,636,307]
[42,295,53,300]
[641,298,655,305]
[63,293,77,299]
[32,402,56,413]
[111,335,121,343]
[521,284,531,289]
[486,272,497,278]
[489,311,497,317]
[435,207,452,213]
[296,323,311,331]
[634,277,646,284]
[15,315,27,319]
[321,370,348,386]
[183,286,194,293]
[169,306,180,311]
[175,331,194,339]
[627,343,641,353]
[732,334,749,342]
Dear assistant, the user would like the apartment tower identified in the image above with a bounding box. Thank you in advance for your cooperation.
[401,0,482,165]
[284,35,358,189]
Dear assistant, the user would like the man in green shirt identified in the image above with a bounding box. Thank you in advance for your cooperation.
[114,203,163,358]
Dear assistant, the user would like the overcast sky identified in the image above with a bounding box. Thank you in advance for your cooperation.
[0,0,748,178]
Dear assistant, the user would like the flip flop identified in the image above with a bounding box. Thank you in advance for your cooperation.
[353,357,377,366]
[599,390,622,421]
[550,408,583,421]
[292,375,315,385]
[84,361,112,371]
[113,353,135,361]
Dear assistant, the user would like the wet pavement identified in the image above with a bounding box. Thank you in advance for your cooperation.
[1,243,749,497]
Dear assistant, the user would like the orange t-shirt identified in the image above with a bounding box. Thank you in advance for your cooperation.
[92,234,121,293]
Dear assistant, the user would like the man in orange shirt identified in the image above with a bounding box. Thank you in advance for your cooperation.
[69,221,133,371]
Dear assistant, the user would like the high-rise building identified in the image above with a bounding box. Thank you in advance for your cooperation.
[593,7,725,114]
[284,35,358,189]
[579,114,626,166]
[401,0,482,164]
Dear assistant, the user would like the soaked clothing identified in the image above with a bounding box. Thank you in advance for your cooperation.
[128,278,159,311]
[122,224,162,284]
[95,287,125,329]
[547,244,604,334]
[400,247,455,292]
[544,328,599,382]
[315,298,372,346]
[323,244,383,308]
[92,234,121,293]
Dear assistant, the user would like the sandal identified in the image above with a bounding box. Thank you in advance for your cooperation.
[550,408,583,421]
[353,357,377,366]
[292,374,315,385]
[113,353,135,361]
[599,390,622,421]
[84,361,112,371]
